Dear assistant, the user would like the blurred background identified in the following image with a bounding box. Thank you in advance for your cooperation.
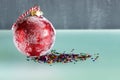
[0,0,120,29]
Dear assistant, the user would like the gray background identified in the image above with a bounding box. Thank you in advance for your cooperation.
[0,0,120,29]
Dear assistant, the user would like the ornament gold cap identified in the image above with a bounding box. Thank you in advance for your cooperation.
[30,8,43,16]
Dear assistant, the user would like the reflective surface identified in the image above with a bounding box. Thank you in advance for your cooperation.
[0,30,120,80]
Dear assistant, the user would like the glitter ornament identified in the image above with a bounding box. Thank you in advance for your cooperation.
[12,6,56,57]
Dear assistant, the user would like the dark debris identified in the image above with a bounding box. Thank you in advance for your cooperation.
[26,49,99,65]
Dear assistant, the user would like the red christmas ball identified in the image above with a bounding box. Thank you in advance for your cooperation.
[12,7,56,57]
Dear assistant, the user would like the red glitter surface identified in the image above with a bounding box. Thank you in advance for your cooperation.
[12,16,55,56]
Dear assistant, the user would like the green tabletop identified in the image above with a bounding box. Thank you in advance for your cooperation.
[0,30,120,80]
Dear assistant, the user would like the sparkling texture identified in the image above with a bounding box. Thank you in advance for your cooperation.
[12,16,56,56]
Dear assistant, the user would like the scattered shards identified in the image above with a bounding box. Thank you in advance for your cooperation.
[71,49,75,52]
[91,53,99,62]
[26,49,99,65]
